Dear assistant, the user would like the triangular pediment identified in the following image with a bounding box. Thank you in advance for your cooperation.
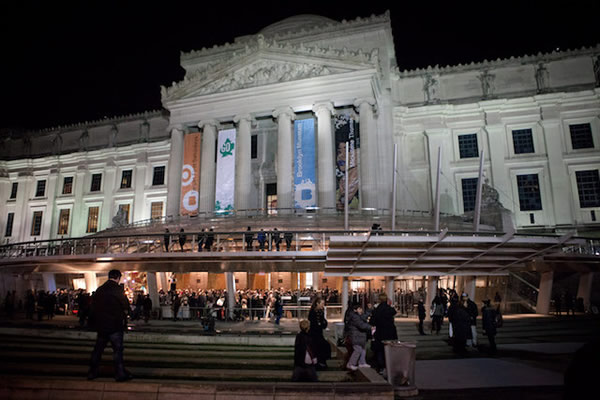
[162,38,378,102]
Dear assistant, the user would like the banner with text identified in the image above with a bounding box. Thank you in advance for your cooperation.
[180,132,202,215]
[335,113,360,210]
[215,128,236,212]
[294,118,317,209]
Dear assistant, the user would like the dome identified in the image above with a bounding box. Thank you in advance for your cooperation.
[260,15,337,36]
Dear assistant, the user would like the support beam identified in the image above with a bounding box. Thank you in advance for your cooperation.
[537,271,554,315]
[226,272,236,320]
[577,272,594,313]
[84,272,98,293]
[342,277,349,318]
[386,277,395,306]
[312,272,320,291]
[42,272,57,292]
[425,276,438,319]
[146,272,159,311]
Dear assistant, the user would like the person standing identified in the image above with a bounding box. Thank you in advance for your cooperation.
[284,231,293,251]
[163,229,170,252]
[464,293,478,348]
[197,228,206,252]
[272,228,282,251]
[204,228,215,251]
[417,298,426,335]
[257,229,266,251]
[244,226,254,251]
[142,294,152,323]
[178,228,186,252]
[481,299,498,355]
[308,298,330,369]
[88,269,132,381]
[451,298,471,355]
[369,293,398,374]
[291,319,318,382]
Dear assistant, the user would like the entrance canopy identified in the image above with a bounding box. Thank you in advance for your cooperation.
[325,230,597,277]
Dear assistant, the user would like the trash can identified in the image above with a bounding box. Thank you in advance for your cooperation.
[383,340,417,387]
[334,322,345,345]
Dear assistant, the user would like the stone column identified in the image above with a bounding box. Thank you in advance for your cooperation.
[42,170,58,239]
[425,276,439,319]
[157,272,168,292]
[354,98,377,209]
[101,164,117,229]
[577,272,594,313]
[16,174,33,241]
[312,272,320,290]
[146,272,159,311]
[84,272,98,293]
[537,271,554,315]
[71,167,87,237]
[225,272,236,320]
[463,276,476,300]
[133,156,147,221]
[313,102,336,210]
[341,277,349,318]
[234,114,253,213]
[42,272,57,292]
[386,277,395,306]
[166,125,184,218]
[198,120,218,214]
[273,107,295,211]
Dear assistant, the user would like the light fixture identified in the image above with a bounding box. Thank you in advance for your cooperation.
[96,257,113,262]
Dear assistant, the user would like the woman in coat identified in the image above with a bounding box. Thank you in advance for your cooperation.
[308,297,330,369]
[346,303,373,370]
[292,319,318,382]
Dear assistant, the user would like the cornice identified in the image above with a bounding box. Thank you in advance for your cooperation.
[394,44,600,78]
[180,11,390,61]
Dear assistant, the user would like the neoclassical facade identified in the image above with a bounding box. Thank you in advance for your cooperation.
[1,12,599,245]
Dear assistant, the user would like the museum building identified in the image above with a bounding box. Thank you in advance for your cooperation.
[1,12,599,315]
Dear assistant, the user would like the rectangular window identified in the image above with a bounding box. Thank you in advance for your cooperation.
[86,207,99,233]
[251,135,258,159]
[5,213,14,237]
[458,134,479,159]
[31,211,43,236]
[461,178,478,212]
[517,174,542,211]
[152,166,165,186]
[90,174,102,192]
[62,177,73,194]
[57,209,70,235]
[512,129,535,154]
[151,202,163,219]
[576,170,600,208]
[570,123,594,149]
[120,170,132,189]
[35,180,46,197]
[266,183,277,215]
[10,182,18,199]
[118,204,130,223]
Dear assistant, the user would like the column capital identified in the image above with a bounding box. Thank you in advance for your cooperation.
[312,102,335,116]
[233,113,255,125]
[353,97,376,109]
[272,107,296,121]
[198,119,220,131]
[167,124,184,132]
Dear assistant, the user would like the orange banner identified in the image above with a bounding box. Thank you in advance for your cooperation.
[180,132,202,215]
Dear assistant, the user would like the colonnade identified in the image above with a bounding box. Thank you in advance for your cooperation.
[167,99,379,216]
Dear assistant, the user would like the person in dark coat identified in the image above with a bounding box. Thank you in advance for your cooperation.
[244,226,253,251]
[172,293,181,321]
[284,231,293,251]
[142,295,152,323]
[417,298,426,335]
[481,299,498,354]
[163,229,170,252]
[292,319,318,382]
[369,293,398,373]
[178,228,186,252]
[464,293,478,347]
[87,269,132,381]
[308,297,330,369]
[271,228,282,251]
[204,228,215,251]
[451,298,472,355]
[257,229,266,251]
[197,228,206,251]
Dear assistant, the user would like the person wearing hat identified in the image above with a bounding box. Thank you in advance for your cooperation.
[481,299,498,354]
[87,269,133,381]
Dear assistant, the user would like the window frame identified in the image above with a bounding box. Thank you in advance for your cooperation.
[35,180,47,197]
[5,212,14,237]
[10,182,18,199]
[575,169,600,208]
[461,177,479,213]
[62,176,73,195]
[457,133,479,159]
[516,173,543,211]
[120,169,133,189]
[90,173,102,192]
[152,165,166,186]
[86,206,100,233]
[511,128,535,155]
[57,208,70,235]
[31,210,43,236]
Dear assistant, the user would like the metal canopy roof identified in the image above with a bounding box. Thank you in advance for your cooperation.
[324,230,593,277]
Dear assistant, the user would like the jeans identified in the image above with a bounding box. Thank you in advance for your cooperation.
[89,331,127,379]
[348,344,366,366]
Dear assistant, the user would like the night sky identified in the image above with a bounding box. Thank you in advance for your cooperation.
[1,1,598,132]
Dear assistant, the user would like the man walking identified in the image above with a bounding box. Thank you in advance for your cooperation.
[88,269,132,381]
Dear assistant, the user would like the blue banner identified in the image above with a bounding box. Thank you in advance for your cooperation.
[294,118,316,208]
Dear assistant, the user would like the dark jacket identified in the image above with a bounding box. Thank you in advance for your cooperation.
[347,310,372,347]
[466,299,478,325]
[417,301,426,320]
[294,330,316,367]
[452,305,472,341]
[89,280,129,334]
[369,302,398,342]
[481,305,497,336]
